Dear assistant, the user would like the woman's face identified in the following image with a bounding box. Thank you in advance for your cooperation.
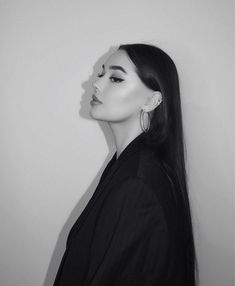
[89,49,154,123]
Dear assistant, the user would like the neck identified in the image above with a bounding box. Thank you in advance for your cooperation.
[108,117,143,159]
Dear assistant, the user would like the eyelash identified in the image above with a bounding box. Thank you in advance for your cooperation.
[97,73,124,83]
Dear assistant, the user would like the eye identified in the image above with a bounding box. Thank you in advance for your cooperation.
[97,72,124,83]
[109,77,124,83]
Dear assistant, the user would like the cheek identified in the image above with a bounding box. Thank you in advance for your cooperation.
[104,85,143,115]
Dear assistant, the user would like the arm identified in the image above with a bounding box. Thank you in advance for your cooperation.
[84,176,169,286]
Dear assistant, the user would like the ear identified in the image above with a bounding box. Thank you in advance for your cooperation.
[143,91,162,112]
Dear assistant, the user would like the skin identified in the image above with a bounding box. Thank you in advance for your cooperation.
[89,49,162,159]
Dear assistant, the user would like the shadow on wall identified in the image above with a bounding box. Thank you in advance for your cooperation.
[43,45,118,286]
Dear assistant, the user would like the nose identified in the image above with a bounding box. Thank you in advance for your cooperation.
[93,84,100,94]
[93,77,103,93]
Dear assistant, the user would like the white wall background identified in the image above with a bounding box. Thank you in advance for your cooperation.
[0,0,234,285]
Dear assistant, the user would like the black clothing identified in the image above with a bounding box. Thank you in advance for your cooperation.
[53,132,186,285]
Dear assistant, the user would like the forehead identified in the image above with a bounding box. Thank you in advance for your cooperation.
[103,49,137,74]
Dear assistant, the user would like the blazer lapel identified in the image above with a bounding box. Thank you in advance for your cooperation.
[66,132,146,248]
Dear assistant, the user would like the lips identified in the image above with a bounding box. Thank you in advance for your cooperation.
[92,94,102,103]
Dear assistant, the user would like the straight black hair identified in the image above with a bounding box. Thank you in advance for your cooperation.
[118,43,198,285]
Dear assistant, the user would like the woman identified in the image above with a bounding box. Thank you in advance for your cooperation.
[53,43,198,285]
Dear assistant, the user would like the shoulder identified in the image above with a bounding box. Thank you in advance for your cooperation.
[119,148,172,196]
[138,149,169,184]
[98,175,169,236]
[111,176,161,209]
[103,175,167,226]
[113,149,178,223]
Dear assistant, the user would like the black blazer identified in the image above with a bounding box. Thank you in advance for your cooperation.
[53,132,187,286]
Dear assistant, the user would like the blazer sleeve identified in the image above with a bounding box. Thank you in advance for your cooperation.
[83,176,170,286]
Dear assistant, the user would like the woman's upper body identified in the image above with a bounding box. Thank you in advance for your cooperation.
[53,132,187,286]
[53,42,197,285]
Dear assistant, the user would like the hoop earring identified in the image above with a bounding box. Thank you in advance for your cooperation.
[140,109,151,132]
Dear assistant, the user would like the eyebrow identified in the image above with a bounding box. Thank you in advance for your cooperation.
[102,64,127,74]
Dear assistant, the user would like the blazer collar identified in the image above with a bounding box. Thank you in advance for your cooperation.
[96,131,146,187]
[113,131,146,166]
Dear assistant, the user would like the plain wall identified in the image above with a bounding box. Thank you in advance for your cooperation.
[0,0,234,285]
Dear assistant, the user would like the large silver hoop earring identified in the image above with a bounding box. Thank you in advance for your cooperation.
[140,109,151,132]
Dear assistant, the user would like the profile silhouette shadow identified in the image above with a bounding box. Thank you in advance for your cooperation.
[43,45,118,286]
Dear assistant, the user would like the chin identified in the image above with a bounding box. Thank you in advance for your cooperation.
[89,108,105,121]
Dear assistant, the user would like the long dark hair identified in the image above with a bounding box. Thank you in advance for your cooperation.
[118,43,198,285]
